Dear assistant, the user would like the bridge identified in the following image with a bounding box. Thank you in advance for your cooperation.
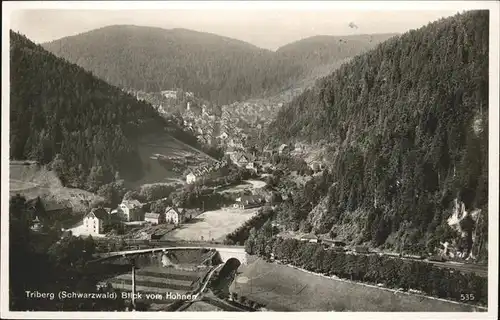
[92,246,248,265]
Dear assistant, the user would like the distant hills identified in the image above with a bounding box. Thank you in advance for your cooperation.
[268,10,489,258]
[10,31,198,191]
[42,25,395,104]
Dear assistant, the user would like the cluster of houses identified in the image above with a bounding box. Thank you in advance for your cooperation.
[161,90,178,99]
[185,160,229,184]
[82,198,198,236]
[228,150,259,172]
[262,143,326,173]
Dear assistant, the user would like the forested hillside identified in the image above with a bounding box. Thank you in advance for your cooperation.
[42,26,299,104]
[10,31,180,190]
[42,26,393,105]
[268,11,489,258]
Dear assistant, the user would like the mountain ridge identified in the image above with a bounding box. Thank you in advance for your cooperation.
[42,25,394,104]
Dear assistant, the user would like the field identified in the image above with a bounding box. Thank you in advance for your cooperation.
[163,207,260,242]
[9,162,103,213]
[217,182,253,194]
[245,179,266,189]
[99,265,208,306]
[132,133,214,188]
[230,258,484,312]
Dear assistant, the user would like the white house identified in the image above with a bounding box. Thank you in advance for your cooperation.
[300,234,318,243]
[230,152,251,168]
[309,161,324,172]
[245,162,257,173]
[31,216,42,232]
[83,207,109,235]
[165,207,185,225]
[113,199,143,222]
[278,144,290,155]
[218,132,229,140]
[186,172,197,184]
[161,90,177,99]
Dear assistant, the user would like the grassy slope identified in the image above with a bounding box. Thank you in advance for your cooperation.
[9,162,104,213]
[130,133,214,188]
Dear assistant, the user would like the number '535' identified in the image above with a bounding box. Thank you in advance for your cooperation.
[461,293,475,301]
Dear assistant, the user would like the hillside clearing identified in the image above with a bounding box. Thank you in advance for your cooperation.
[9,162,103,213]
[130,133,213,188]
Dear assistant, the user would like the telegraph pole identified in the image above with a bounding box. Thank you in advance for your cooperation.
[132,264,136,308]
[130,257,137,310]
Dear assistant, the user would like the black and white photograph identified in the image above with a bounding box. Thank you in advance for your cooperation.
[1,1,499,318]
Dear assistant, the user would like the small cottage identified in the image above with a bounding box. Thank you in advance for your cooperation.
[165,206,185,225]
[31,216,42,232]
[186,172,197,184]
[278,144,290,155]
[353,246,370,254]
[245,161,257,173]
[144,212,165,225]
[300,234,319,243]
[322,238,346,248]
[309,162,322,172]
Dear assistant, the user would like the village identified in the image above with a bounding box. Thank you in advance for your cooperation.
[26,139,331,251]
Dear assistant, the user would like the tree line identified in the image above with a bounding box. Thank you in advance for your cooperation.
[245,229,487,306]
[224,207,276,245]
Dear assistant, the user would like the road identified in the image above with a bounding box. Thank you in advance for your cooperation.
[175,264,223,311]
[429,260,488,277]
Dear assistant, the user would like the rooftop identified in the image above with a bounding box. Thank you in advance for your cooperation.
[300,234,318,240]
[87,207,108,220]
[145,212,162,219]
[43,199,71,212]
[122,199,142,208]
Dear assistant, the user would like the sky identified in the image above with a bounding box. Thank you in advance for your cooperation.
[9,8,460,50]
